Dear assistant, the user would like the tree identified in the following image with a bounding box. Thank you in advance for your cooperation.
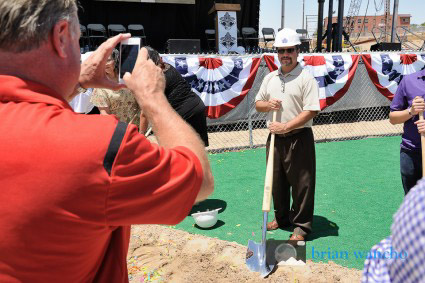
[421,22,425,27]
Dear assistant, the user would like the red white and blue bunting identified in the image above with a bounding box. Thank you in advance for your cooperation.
[160,53,425,118]
[263,53,360,110]
[162,55,262,119]
[362,53,425,100]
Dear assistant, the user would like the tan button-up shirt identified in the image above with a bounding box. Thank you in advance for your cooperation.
[255,64,320,128]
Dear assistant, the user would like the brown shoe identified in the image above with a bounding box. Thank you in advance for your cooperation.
[289,233,305,241]
[266,219,279,231]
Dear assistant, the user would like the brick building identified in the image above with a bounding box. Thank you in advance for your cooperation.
[324,14,411,34]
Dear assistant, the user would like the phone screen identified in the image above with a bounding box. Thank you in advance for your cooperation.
[120,44,139,79]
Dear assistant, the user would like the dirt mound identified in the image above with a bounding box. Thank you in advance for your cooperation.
[127,225,362,283]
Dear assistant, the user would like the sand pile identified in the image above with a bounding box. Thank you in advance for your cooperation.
[127,225,362,283]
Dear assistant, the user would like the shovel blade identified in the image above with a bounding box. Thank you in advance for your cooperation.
[245,240,274,278]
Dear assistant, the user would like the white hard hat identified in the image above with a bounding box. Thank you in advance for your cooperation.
[273,28,301,48]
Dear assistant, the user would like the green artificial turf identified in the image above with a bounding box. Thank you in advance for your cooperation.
[172,136,405,270]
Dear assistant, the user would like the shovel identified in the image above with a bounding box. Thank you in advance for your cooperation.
[246,111,277,278]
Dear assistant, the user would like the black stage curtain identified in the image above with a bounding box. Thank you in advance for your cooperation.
[78,0,260,52]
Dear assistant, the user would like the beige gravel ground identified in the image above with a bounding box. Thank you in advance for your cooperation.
[127,225,362,283]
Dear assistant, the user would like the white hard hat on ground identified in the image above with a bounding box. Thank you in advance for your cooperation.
[273,28,301,48]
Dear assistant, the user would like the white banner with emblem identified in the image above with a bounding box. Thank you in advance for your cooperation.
[217,11,238,54]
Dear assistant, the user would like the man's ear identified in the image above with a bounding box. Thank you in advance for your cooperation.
[51,20,71,58]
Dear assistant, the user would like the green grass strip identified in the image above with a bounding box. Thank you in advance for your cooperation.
[173,136,404,269]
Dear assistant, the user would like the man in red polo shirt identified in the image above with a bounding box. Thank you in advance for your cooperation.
[0,1,214,282]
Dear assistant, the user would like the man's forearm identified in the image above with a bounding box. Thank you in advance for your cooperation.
[139,112,149,134]
[389,110,411,125]
[286,110,318,131]
[255,101,270,112]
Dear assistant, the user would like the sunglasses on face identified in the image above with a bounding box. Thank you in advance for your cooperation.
[277,48,296,54]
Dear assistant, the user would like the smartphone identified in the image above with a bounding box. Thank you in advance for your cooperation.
[119,37,141,83]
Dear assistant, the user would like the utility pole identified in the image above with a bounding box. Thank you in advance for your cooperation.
[281,0,285,29]
[302,0,305,30]
[384,0,390,42]
[326,0,334,52]
[337,0,345,52]
[391,0,399,42]
[317,0,325,52]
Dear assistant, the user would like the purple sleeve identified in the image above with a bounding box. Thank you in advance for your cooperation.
[390,79,407,111]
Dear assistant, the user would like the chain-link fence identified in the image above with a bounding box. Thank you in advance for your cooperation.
[205,58,403,153]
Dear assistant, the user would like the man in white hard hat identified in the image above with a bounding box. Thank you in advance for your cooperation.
[255,28,320,241]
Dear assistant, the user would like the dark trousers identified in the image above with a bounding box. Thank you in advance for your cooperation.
[266,128,316,236]
[400,148,422,195]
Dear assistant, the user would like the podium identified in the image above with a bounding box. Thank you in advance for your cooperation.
[208,3,241,54]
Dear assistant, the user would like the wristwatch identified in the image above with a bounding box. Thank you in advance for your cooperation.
[408,107,414,116]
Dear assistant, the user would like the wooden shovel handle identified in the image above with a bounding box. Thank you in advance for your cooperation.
[262,111,277,212]
[420,112,425,177]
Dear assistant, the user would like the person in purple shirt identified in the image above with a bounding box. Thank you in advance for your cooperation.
[389,69,425,194]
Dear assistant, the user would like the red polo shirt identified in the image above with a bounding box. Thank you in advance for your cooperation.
[0,75,203,282]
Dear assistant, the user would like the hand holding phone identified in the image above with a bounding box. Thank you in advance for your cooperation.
[79,33,131,90]
[123,48,166,107]
[119,37,141,84]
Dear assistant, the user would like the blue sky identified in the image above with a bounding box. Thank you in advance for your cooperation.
[259,0,425,34]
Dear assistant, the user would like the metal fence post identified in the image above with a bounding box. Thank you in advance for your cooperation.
[248,86,254,148]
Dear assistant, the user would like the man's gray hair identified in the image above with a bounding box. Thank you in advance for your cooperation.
[0,0,78,53]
